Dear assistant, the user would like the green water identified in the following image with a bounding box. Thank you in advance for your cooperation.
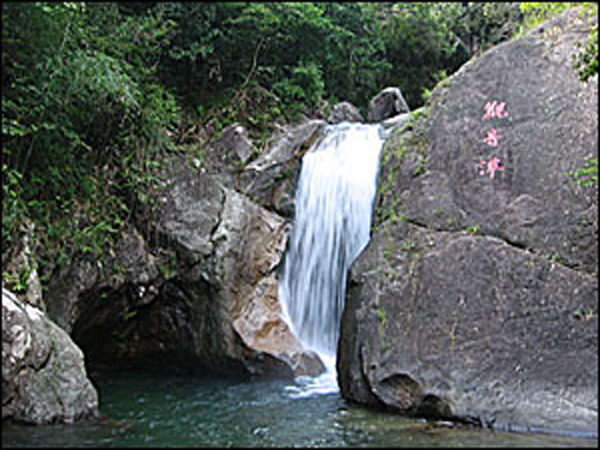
[2,371,597,448]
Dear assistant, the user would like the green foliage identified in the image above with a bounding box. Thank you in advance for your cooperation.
[2,264,30,294]
[376,306,388,350]
[273,62,325,119]
[378,3,470,108]
[3,1,595,288]
[573,307,595,321]
[574,25,598,82]
[2,2,179,280]
[1,161,25,250]
[138,3,390,120]
[380,3,456,108]
[379,3,526,108]
[518,2,575,29]
[568,157,598,187]
[573,3,598,82]
[465,225,481,235]
[451,2,523,54]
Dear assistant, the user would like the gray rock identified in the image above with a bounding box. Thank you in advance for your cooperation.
[203,122,256,186]
[339,8,598,438]
[57,152,324,379]
[45,228,160,335]
[382,112,412,130]
[327,101,365,124]
[3,221,44,311]
[2,288,99,424]
[368,87,410,122]
[45,254,99,334]
[236,119,327,218]
[154,166,225,267]
[89,184,325,378]
[339,224,598,435]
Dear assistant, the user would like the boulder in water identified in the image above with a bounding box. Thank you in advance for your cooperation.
[338,8,597,438]
[2,288,99,424]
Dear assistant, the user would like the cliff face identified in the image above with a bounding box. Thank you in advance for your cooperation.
[3,118,329,424]
[40,120,328,379]
[337,9,598,437]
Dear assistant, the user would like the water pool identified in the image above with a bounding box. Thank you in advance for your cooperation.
[2,371,596,448]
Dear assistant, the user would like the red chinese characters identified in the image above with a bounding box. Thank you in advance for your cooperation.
[479,100,509,179]
[479,157,504,179]
[483,128,502,147]
[482,100,509,120]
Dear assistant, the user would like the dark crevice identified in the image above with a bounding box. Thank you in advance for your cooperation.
[208,184,228,241]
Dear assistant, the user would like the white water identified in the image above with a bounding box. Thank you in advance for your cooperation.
[279,122,385,397]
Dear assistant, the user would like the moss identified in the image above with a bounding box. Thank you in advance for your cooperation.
[409,106,430,123]
[383,240,396,264]
[401,239,417,252]
[438,77,452,90]
[427,78,451,114]
[374,144,410,224]
[376,306,387,350]
[374,108,430,228]
[274,168,296,183]
[122,310,138,322]
[445,215,455,228]
[465,224,480,235]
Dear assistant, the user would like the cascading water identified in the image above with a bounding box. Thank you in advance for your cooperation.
[279,121,385,397]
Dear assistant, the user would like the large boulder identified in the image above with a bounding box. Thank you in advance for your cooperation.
[210,187,325,377]
[2,289,99,424]
[94,176,324,378]
[338,8,597,438]
[368,87,410,122]
[327,101,365,124]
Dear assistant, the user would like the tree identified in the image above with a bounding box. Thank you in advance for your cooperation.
[2,2,178,280]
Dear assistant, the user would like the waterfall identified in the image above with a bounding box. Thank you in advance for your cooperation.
[279,121,385,396]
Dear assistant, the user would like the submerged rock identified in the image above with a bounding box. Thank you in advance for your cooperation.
[338,8,597,438]
[2,288,99,424]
